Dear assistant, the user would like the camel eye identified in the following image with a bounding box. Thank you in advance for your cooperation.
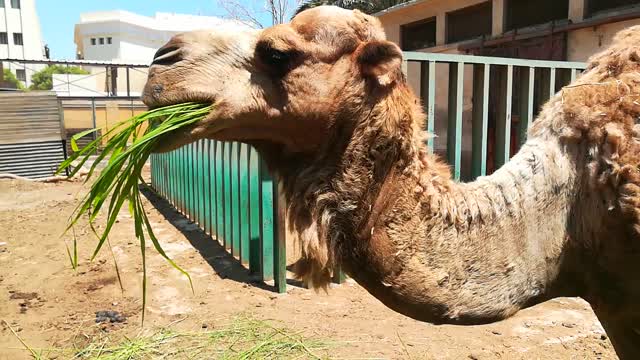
[256,43,296,74]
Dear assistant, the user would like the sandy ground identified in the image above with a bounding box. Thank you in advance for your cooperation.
[0,175,618,359]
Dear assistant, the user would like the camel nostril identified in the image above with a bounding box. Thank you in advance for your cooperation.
[152,45,182,66]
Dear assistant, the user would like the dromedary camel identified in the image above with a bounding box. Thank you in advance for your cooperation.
[142,6,640,358]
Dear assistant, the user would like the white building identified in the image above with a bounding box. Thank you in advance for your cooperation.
[0,0,46,87]
[74,11,250,64]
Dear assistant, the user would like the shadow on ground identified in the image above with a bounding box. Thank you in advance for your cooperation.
[140,186,305,292]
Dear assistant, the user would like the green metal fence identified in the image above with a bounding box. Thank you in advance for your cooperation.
[150,140,287,293]
[402,52,587,181]
[150,52,588,293]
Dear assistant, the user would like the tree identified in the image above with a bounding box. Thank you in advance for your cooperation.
[2,69,25,90]
[217,0,301,28]
[294,0,412,16]
[29,65,89,91]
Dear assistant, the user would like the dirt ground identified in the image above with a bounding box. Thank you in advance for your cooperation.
[0,173,618,359]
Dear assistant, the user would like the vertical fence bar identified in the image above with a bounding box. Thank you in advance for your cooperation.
[518,67,534,147]
[248,147,262,276]
[202,141,210,234]
[239,144,250,265]
[471,63,489,179]
[224,142,232,251]
[179,146,186,214]
[208,140,215,237]
[495,65,513,169]
[447,62,464,180]
[194,142,200,223]
[231,142,240,258]
[570,68,577,83]
[426,61,436,151]
[189,142,196,220]
[273,176,287,293]
[216,141,225,244]
[549,67,557,96]
[260,158,275,281]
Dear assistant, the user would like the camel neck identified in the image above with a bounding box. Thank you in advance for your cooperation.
[335,128,582,324]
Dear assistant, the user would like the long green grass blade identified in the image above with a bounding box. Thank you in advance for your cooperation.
[57,102,212,324]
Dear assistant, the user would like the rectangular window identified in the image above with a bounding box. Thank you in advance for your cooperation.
[107,37,112,44]
[587,0,640,17]
[0,0,5,8]
[91,38,96,45]
[15,69,26,82]
[0,32,7,45]
[505,0,568,31]
[13,32,23,46]
[99,37,104,45]
[10,0,19,9]
[401,18,437,51]
[446,2,492,44]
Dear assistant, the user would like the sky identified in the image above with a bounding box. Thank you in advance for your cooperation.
[37,0,274,60]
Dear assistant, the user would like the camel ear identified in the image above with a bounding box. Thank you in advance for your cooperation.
[356,40,403,86]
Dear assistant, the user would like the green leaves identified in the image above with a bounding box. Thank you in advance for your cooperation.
[57,102,211,323]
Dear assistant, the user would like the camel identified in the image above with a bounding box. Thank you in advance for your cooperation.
[142,6,640,358]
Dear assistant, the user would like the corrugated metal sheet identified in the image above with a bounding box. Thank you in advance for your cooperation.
[0,141,66,179]
[0,91,66,179]
[0,91,63,145]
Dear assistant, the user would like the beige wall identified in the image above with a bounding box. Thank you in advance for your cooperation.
[62,101,147,144]
[568,18,640,61]
[380,0,491,48]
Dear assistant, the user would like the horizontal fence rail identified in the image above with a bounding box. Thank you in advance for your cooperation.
[150,140,287,293]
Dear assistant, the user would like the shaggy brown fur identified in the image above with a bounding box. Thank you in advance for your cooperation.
[142,7,640,358]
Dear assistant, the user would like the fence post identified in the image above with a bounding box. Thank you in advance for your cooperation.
[248,146,262,275]
[260,158,275,282]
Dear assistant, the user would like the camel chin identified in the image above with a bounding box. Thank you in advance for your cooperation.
[143,6,640,359]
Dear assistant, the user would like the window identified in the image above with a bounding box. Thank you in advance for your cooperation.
[505,0,568,31]
[10,0,19,9]
[15,69,26,82]
[0,0,5,8]
[447,2,492,44]
[401,18,437,51]
[99,37,104,45]
[91,38,96,45]
[0,32,7,45]
[107,37,112,44]
[13,32,23,46]
[587,0,640,17]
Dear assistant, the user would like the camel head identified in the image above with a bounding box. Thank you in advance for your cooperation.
[143,6,410,155]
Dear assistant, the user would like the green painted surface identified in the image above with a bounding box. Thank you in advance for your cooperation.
[231,142,240,258]
[260,158,274,281]
[215,141,225,243]
[224,142,232,251]
[239,144,250,265]
[248,147,262,276]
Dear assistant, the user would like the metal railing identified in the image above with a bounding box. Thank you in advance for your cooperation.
[150,140,288,293]
[402,52,586,180]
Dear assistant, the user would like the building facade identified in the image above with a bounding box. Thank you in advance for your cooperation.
[74,11,249,64]
[376,0,640,61]
[0,0,46,87]
[376,0,640,179]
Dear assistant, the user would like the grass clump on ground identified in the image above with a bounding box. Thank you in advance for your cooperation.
[10,316,330,359]
[56,103,212,321]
